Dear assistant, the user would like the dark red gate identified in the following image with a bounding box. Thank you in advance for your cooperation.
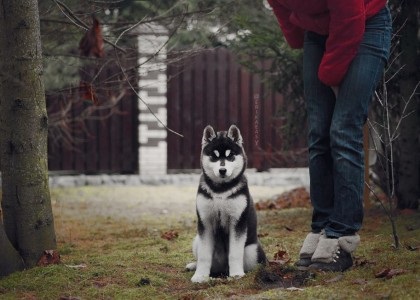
[167,47,307,171]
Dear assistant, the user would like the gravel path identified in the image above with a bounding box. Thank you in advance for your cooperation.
[47,169,309,222]
[52,184,303,221]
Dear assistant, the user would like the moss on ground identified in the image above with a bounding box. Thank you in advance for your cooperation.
[0,186,419,299]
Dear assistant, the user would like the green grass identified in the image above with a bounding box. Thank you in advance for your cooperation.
[0,187,419,299]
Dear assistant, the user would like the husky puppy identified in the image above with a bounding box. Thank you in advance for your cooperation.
[186,125,267,283]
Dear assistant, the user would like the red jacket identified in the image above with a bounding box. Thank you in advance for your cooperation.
[267,0,387,86]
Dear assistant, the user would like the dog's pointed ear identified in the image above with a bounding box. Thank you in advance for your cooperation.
[202,125,216,147]
[227,125,243,145]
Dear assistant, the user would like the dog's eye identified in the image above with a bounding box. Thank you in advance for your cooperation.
[226,151,235,161]
[213,150,220,158]
[209,150,219,161]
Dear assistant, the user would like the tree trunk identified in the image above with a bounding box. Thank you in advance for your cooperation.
[0,0,57,268]
[0,223,24,277]
[396,0,420,210]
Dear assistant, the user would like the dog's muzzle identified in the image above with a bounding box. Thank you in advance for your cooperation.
[219,168,227,177]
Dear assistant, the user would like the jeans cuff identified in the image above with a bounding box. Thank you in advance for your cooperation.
[324,230,342,239]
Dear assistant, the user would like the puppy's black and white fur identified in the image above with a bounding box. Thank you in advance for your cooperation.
[186,125,267,283]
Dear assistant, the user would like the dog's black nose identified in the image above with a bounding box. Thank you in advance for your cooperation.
[219,168,227,176]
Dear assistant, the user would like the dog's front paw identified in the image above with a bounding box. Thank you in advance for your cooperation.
[229,272,245,279]
[191,273,210,283]
[185,262,197,271]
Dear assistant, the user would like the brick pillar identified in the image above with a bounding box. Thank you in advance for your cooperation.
[137,24,168,175]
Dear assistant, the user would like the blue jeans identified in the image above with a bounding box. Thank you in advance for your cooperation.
[303,7,392,237]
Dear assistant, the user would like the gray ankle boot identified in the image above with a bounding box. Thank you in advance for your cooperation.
[309,234,360,272]
[295,232,321,269]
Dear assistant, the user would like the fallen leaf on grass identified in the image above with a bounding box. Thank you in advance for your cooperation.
[375,268,391,278]
[270,250,290,266]
[384,269,407,279]
[375,268,407,279]
[161,230,179,240]
[284,226,294,231]
[37,250,61,266]
[274,250,289,261]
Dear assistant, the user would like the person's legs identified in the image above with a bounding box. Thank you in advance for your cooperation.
[296,31,336,268]
[325,7,392,238]
[310,7,392,272]
[303,31,336,234]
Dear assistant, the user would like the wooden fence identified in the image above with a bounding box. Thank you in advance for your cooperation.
[47,58,139,174]
[45,47,306,174]
[167,47,307,171]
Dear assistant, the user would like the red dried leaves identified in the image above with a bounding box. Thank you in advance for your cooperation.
[37,250,61,266]
[375,268,407,279]
[255,187,310,210]
[77,16,104,105]
[161,230,179,241]
[271,250,291,266]
[79,81,99,105]
[79,15,104,58]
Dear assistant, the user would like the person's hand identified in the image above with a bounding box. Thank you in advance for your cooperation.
[331,86,339,98]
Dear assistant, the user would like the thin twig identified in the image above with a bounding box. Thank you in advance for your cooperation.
[381,75,399,248]
[390,81,420,141]
[115,16,147,45]
[367,119,385,144]
[53,0,126,53]
[374,91,384,106]
[385,63,405,84]
[114,50,183,138]
[365,182,391,216]
[384,51,402,74]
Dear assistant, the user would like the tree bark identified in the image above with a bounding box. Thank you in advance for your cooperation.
[0,0,57,268]
[396,0,420,210]
[0,223,24,277]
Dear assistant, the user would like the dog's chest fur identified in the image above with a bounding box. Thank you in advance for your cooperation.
[197,183,247,230]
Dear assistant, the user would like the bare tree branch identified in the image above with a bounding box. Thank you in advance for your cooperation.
[114,50,184,138]
[53,0,127,53]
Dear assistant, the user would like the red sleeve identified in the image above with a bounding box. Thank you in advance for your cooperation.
[319,0,366,86]
[267,0,305,49]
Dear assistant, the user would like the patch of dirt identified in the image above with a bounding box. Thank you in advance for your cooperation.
[254,265,314,290]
